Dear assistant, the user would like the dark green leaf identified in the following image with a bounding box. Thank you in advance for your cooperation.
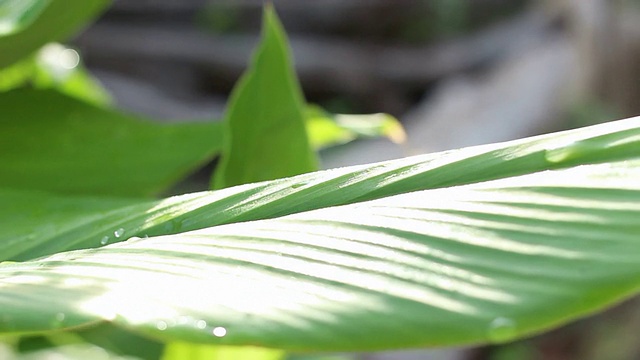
[0,89,223,197]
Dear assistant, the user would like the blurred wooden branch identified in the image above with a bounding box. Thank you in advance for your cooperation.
[75,10,551,97]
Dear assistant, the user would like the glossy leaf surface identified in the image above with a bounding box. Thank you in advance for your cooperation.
[1,160,640,350]
[2,117,639,262]
[1,118,640,350]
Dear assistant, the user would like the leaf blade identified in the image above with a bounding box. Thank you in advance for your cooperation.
[2,160,640,350]
[213,5,317,189]
[3,117,640,262]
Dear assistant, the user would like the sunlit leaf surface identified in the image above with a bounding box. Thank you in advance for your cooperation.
[2,117,639,263]
[1,160,640,350]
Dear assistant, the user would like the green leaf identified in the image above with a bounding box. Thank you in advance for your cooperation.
[1,159,640,350]
[305,105,406,150]
[1,118,640,350]
[213,4,317,189]
[0,0,50,36]
[0,89,223,197]
[0,44,111,105]
[0,0,108,68]
[2,117,640,262]
[162,343,284,360]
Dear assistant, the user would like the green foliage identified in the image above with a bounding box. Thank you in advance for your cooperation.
[2,2,640,360]
[0,42,112,105]
[0,0,108,68]
[305,105,406,149]
[162,343,284,360]
[1,118,640,351]
[0,89,223,197]
[213,4,317,189]
[0,0,50,36]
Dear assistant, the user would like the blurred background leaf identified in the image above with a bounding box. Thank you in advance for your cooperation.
[0,89,223,197]
[305,105,406,150]
[0,0,108,68]
[212,4,317,189]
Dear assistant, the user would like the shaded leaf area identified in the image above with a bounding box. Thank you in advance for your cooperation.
[10,323,164,360]
[0,0,108,68]
[1,160,640,351]
[0,89,223,197]
[2,117,640,262]
[213,5,317,189]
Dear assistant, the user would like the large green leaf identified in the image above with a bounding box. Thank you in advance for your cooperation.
[213,5,317,189]
[0,0,108,68]
[0,89,223,197]
[2,117,639,262]
[1,159,640,350]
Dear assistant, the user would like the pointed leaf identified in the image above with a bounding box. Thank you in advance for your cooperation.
[213,5,317,189]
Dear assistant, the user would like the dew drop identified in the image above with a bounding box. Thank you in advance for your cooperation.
[212,326,227,337]
[100,236,109,245]
[196,320,207,329]
[487,317,517,344]
[55,313,65,322]
[50,312,65,328]
[114,228,125,238]
[156,321,168,331]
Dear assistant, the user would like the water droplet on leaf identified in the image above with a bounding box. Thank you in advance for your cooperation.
[156,321,168,331]
[487,317,517,344]
[114,228,125,238]
[213,326,227,337]
[50,312,65,328]
[100,236,109,245]
[196,320,207,329]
